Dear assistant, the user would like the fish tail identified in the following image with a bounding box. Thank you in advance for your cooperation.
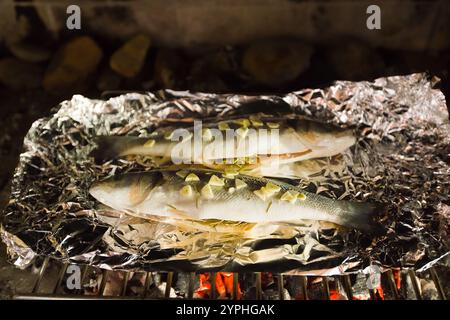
[91,136,142,162]
[342,201,386,234]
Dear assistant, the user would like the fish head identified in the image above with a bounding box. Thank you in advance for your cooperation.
[89,171,163,210]
[294,120,356,155]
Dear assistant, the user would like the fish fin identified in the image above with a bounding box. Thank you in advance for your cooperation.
[166,204,192,219]
[342,201,386,235]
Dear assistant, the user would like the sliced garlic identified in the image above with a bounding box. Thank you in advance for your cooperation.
[235,179,247,190]
[236,127,249,139]
[260,187,270,194]
[209,175,225,187]
[234,157,246,165]
[253,189,266,201]
[254,182,280,201]
[266,201,273,213]
[164,131,174,140]
[176,170,189,178]
[201,184,214,199]
[180,185,193,197]
[297,193,306,201]
[250,119,264,127]
[144,139,156,148]
[267,122,280,129]
[280,190,299,204]
[185,173,200,182]
[264,182,281,194]
[249,115,264,127]
[218,122,230,130]
[202,128,213,142]
[233,118,251,127]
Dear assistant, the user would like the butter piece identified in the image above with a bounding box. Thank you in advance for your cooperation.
[235,179,247,190]
[180,185,193,197]
[201,184,214,199]
[144,139,156,148]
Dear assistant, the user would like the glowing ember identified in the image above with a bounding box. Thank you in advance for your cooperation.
[194,272,242,299]
[374,287,385,300]
[329,289,347,300]
[393,269,401,289]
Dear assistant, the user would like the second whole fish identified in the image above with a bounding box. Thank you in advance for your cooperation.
[91,116,356,166]
[89,168,384,233]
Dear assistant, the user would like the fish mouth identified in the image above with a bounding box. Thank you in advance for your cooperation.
[89,180,116,204]
[88,183,105,202]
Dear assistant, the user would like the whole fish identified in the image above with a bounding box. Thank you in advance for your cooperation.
[89,168,383,233]
[91,116,355,166]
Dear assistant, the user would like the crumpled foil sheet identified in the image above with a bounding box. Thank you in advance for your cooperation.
[1,73,449,275]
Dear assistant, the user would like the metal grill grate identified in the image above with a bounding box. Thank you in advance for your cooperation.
[12,257,447,300]
[9,90,447,300]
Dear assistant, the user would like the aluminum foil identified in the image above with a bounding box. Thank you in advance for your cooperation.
[1,73,449,275]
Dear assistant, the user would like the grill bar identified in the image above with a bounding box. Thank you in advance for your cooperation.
[121,272,130,296]
[98,270,109,295]
[232,273,239,300]
[53,263,68,294]
[386,269,400,299]
[408,269,422,300]
[322,277,330,300]
[341,275,353,300]
[13,259,448,300]
[368,288,376,300]
[80,265,89,286]
[255,272,262,300]
[299,276,308,300]
[429,267,446,300]
[32,257,49,293]
[187,272,195,299]
[210,272,217,299]
[142,272,151,298]
[165,272,174,298]
[277,275,284,300]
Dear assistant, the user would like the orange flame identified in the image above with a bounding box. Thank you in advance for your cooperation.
[329,289,347,300]
[374,286,385,300]
[393,269,401,289]
[194,272,242,299]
